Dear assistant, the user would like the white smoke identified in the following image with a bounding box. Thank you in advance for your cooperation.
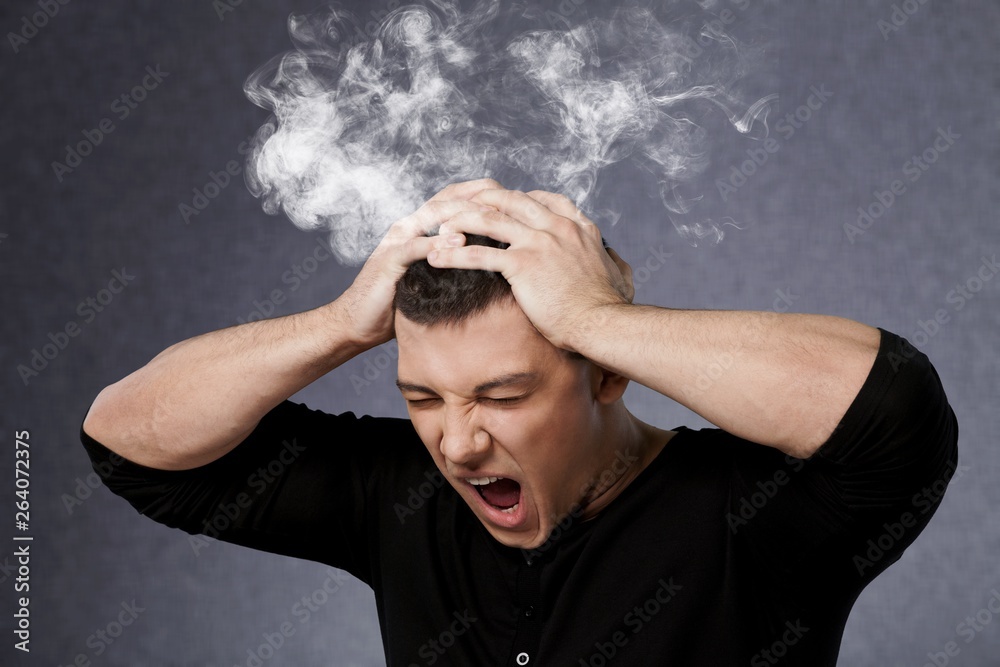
[244,1,773,263]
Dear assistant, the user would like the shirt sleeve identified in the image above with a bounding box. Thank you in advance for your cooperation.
[726,327,960,584]
[79,399,422,585]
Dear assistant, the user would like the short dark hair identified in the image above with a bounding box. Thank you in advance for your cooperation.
[393,234,514,326]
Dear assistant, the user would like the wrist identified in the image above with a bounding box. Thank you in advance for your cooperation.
[319,299,378,357]
[563,302,629,357]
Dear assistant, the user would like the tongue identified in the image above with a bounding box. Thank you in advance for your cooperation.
[480,479,521,509]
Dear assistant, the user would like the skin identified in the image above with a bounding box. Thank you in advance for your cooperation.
[429,186,880,459]
[81,181,505,469]
[84,178,878,557]
[392,180,877,548]
[395,299,675,550]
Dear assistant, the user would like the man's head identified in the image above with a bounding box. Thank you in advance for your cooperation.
[393,234,637,550]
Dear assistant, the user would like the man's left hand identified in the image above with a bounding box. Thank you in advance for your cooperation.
[428,188,634,352]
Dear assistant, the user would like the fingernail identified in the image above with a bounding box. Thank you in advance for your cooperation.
[428,250,439,262]
[479,205,495,212]
[446,234,464,246]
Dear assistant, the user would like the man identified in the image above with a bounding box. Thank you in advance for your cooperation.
[81,179,958,665]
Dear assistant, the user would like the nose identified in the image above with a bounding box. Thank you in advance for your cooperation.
[439,406,491,467]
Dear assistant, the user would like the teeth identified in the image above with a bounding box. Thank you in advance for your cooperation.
[467,476,501,485]
[500,503,519,514]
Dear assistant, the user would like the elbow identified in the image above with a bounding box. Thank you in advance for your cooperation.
[81,381,163,467]
[82,384,119,445]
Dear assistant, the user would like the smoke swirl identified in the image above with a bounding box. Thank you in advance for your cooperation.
[244,1,772,263]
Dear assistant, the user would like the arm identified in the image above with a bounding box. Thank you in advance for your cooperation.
[83,180,502,470]
[83,303,362,470]
[425,188,880,458]
[566,307,880,458]
[428,188,958,589]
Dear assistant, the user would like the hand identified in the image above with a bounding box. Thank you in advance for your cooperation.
[337,178,505,347]
[428,189,634,352]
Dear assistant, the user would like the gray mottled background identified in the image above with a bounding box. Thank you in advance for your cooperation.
[1,0,997,665]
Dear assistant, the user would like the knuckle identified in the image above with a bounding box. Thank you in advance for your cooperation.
[549,215,575,234]
[536,230,558,250]
[451,178,502,195]
[419,200,459,224]
[400,236,423,255]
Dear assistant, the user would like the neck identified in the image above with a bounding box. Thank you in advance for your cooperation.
[577,407,674,521]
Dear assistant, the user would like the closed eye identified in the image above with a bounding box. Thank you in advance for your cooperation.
[481,396,524,406]
[404,396,526,408]
[405,397,441,407]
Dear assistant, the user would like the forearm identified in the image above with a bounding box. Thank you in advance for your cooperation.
[82,299,366,470]
[570,306,881,458]
[80,181,501,471]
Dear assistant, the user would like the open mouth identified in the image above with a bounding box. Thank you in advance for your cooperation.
[467,476,522,514]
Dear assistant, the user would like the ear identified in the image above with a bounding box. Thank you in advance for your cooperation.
[589,362,630,404]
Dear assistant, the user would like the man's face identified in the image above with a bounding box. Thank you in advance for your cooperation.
[395,300,613,550]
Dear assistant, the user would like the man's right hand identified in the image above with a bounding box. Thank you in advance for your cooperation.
[338,178,505,348]
[81,178,504,470]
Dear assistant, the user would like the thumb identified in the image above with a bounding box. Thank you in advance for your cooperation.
[604,246,634,303]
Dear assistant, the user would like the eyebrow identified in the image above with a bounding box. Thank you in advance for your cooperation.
[395,371,539,396]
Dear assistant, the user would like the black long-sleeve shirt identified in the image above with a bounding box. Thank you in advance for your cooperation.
[81,328,958,666]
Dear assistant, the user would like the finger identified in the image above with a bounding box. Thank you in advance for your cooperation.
[392,230,471,270]
[605,246,629,272]
[396,200,493,237]
[469,189,559,231]
[525,190,593,227]
[426,244,509,273]
[523,189,604,250]
[394,235,439,267]
[438,209,530,246]
[605,246,635,303]
[429,178,505,203]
